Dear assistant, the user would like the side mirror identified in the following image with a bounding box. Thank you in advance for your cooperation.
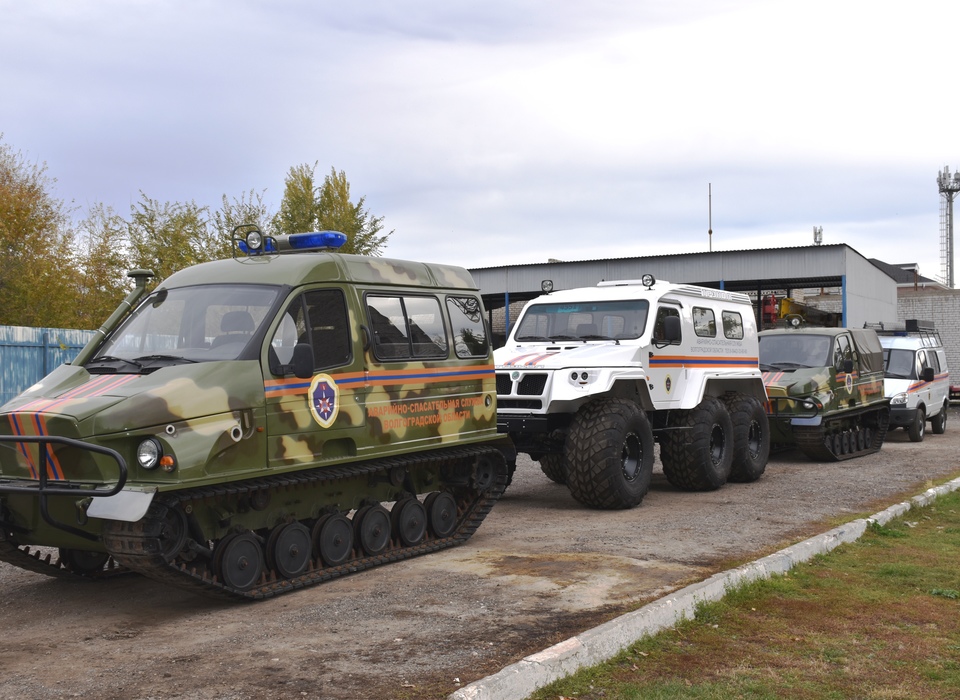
[921,366,935,382]
[843,358,854,373]
[663,315,681,343]
[291,343,314,379]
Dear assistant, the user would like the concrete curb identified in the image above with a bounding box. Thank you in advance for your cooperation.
[450,475,960,700]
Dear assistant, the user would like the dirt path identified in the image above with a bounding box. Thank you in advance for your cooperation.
[2,410,959,700]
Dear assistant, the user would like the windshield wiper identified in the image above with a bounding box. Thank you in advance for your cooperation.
[579,334,619,344]
[134,354,198,364]
[764,361,810,370]
[87,355,143,370]
[550,334,579,341]
[515,335,553,342]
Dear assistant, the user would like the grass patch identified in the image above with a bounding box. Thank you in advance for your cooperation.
[528,490,960,700]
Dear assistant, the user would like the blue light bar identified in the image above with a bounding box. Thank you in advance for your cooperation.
[236,237,277,255]
[288,231,348,250]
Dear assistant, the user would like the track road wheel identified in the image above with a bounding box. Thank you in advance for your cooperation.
[214,532,264,591]
[267,522,311,579]
[726,395,769,483]
[313,513,354,567]
[564,398,654,510]
[538,453,568,485]
[908,406,926,442]
[661,396,734,491]
[931,404,947,434]
[354,505,391,556]
[391,498,427,547]
[59,548,109,575]
[424,491,458,538]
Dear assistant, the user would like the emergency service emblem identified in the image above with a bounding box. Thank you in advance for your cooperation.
[308,374,339,428]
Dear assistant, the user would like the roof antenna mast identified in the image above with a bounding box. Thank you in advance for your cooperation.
[708,183,713,252]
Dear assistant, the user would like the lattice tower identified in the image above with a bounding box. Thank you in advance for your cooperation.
[937,166,960,288]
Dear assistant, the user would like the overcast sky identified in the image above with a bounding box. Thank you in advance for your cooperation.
[2,1,957,283]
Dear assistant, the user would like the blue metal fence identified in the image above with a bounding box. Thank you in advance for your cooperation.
[0,326,95,405]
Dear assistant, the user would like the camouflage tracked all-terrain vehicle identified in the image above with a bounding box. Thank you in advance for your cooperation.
[759,327,890,461]
[0,228,510,600]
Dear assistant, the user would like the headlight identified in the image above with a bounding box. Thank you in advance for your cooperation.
[891,393,908,406]
[137,438,163,470]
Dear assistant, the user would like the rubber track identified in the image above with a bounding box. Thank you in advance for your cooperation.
[0,537,129,581]
[100,445,507,601]
[793,405,890,462]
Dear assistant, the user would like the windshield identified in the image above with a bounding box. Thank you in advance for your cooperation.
[758,333,832,370]
[883,348,916,379]
[513,300,649,342]
[91,284,281,368]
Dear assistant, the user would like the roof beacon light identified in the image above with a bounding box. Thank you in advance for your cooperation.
[286,231,348,251]
[234,230,277,256]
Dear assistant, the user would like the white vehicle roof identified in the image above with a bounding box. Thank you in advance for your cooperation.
[531,280,753,306]
[877,335,943,352]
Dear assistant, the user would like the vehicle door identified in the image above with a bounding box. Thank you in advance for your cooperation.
[646,304,683,407]
[263,287,366,469]
[833,333,858,407]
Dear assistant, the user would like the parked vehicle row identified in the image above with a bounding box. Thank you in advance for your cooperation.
[0,231,951,599]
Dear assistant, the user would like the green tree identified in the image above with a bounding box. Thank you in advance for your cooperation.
[0,136,78,327]
[72,203,132,328]
[316,168,391,256]
[125,193,218,285]
[214,189,273,245]
[273,163,392,256]
[272,163,319,235]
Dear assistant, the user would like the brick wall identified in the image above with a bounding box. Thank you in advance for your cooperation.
[897,289,960,378]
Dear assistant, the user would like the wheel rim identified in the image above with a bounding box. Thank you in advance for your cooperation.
[620,432,642,481]
[746,419,763,459]
[709,424,726,465]
[392,498,427,547]
[313,514,353,567]
[355,505,391,555]
[426,492,458,538]
[216,532,264,591]
[157,505,188,561]
[472,457,495,491]
[270,522,311,579]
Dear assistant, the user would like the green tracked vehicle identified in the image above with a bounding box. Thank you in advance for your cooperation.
[0,228,511,600]
[759,326,890,461]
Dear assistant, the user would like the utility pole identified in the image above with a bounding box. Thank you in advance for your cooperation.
[708,183,713,252]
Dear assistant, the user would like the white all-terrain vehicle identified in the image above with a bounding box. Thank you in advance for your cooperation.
[494,275,769,509]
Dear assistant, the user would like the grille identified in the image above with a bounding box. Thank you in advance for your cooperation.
[495,373,513,396]
[498,398,543,410]
[518,374,547,396]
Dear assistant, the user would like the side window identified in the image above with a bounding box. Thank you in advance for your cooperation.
[652,307,681,344]
[368,295,448,361]
[269,289,350,374]
[693,307,716,338]
[834,335,852,371]
[927,352,941,373]
[447,296,488,358]
[721,311,744,340]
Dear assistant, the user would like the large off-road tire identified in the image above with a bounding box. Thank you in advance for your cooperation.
[660,396,734,491]
[725,395,770,483]
[538,453,568,485]
[908,406,926,442]
[564,398,654,510]
[931,403,948,435]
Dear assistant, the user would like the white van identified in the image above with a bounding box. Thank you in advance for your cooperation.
[873,321,950,441]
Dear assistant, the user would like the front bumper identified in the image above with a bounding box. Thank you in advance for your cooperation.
[888,406,920,427]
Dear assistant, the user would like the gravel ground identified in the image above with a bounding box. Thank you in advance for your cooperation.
[2,408,959,700]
